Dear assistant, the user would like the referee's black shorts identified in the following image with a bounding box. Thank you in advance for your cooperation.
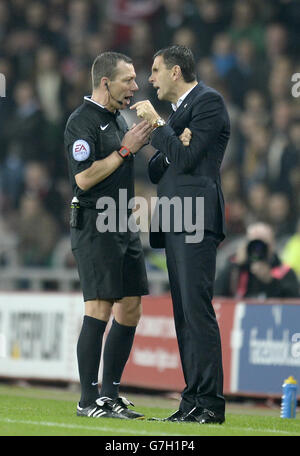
[71,207,149,301]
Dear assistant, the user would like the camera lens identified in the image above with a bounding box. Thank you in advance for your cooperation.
[247,239,268,263]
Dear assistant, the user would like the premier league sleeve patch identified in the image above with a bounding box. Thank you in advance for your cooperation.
[72,139,91,161]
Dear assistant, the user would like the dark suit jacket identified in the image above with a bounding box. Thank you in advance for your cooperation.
[148,81,230,248]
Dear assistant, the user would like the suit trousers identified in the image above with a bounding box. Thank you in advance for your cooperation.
[164,230,225,415]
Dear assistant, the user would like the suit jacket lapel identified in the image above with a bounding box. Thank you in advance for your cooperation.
[167,82,205,126]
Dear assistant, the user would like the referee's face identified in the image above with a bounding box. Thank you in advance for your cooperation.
[108,61,138,110]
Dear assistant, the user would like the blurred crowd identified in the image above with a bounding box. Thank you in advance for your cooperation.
[0,0,299,287]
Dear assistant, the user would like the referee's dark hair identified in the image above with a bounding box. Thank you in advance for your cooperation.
[154,45,196,83]
[92,52,133,89]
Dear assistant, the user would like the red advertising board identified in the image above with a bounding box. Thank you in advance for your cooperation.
[213,298,236,393]
[122,295,184,390]
[122,295,236,393]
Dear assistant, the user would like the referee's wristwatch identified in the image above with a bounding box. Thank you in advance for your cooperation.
[118,145,132,160]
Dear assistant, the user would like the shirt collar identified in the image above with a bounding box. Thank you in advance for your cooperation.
[84,95,106,109]
[84,95,120,117]
[171,84,197,112]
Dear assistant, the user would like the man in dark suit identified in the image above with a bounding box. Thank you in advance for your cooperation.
[131,45,230,424]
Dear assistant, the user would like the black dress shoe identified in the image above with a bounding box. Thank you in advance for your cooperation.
[148,409,191,422]
[177,412,197,422]
[188,407,225,424]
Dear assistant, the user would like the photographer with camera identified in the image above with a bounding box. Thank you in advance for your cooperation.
[215,223,299,298]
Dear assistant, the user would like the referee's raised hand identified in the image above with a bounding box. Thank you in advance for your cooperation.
[121,120,153,154]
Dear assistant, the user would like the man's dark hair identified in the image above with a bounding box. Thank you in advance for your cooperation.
[92,52,133,89]
[154,45,196,83]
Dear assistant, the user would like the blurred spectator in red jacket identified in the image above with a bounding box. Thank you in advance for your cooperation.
[215,222,299,298]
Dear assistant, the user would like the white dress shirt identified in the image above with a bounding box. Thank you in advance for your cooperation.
[171,84,197,112]
[163,85,197,164]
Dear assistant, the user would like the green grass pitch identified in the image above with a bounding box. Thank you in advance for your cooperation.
[0,384,299,437]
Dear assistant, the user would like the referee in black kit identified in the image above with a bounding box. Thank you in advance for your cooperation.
[64,52,152,419]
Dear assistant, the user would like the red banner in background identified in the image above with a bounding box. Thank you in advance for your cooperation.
[122,295,184,391]
[122,295,236,393]
[213,298,236,393]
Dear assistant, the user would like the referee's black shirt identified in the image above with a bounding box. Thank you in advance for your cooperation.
[64,96,134,209]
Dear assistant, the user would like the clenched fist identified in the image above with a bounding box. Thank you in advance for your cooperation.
[179,128,192,146]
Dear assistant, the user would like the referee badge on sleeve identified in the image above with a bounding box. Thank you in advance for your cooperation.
[72,139,90,161]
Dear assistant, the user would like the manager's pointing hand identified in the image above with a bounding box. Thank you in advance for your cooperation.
[130,100,160,127]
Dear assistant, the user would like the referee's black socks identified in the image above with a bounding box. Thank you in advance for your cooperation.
[100,319,136,399]
[77,315,107,408]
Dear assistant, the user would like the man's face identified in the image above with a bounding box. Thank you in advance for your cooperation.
[149,55,174,101]
[108,60,138,110]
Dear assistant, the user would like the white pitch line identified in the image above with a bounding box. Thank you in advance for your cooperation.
[198,423,300,436]
[0,418,188,436]
[0,418,299,436]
